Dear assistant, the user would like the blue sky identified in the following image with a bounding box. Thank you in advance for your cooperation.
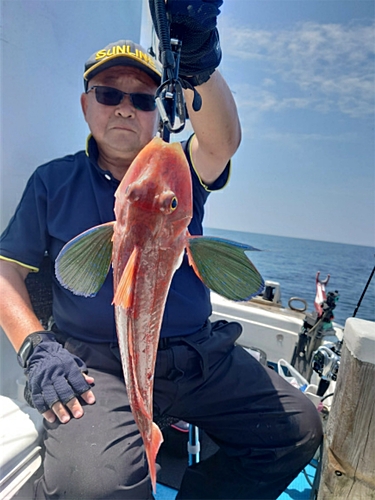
[1,0,373,248]
[199,0,375,247]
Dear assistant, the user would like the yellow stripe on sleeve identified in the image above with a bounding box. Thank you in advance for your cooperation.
[187,134,231,192]
[0,256,39,273]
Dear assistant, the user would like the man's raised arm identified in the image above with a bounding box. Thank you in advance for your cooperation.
[185,71,241,185]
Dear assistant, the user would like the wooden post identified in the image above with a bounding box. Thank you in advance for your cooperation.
[318,318,375,499]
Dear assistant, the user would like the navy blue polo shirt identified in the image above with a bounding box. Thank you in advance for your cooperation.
[0,136,229,343]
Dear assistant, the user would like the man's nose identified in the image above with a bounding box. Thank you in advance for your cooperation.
[115,95,135,116]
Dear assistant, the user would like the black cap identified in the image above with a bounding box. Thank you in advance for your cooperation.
[83,40,161,90]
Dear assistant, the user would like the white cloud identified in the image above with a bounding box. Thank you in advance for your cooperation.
[234,85,311,112]
[221,19,375,118]
[260,130,359,144]
[262,78,276,88]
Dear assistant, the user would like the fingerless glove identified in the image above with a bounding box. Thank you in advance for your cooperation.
[18,332,90,413]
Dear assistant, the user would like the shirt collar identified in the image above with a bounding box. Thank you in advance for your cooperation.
[85,134,119,184]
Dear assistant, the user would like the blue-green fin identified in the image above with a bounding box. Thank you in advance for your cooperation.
[187,236,264,301]
[55,222,115,297]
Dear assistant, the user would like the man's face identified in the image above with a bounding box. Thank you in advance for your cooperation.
[81,66,159,166]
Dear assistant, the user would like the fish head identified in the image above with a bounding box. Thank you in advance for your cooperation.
[125,182,178,215]
[114,137,192,232]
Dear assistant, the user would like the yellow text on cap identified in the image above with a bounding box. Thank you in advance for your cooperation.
[95,45,157,69]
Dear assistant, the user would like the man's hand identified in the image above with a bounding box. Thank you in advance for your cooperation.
[22,332,96,423]
[151,0,223,85]
[42,372,95,424]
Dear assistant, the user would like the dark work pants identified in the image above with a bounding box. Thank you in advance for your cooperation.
[34,320,322,499]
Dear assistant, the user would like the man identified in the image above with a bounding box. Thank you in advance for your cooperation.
[0,3,322,499]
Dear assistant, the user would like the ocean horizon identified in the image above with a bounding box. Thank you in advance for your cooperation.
[206,227,375,249]
[203,226,375,326]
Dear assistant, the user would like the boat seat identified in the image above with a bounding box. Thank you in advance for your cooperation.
[0,396,43,499]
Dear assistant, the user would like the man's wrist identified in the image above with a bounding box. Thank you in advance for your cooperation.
[17,331,53,368]
[181,69,216,87]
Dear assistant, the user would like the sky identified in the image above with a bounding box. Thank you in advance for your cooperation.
[1,0,374,248]
[198,0,375,247]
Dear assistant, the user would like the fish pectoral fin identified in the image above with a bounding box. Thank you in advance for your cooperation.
[112,247,138,309]
[187,235,265,301]
[55,222,114,297]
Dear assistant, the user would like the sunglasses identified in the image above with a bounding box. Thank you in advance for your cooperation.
[86,86,156,111]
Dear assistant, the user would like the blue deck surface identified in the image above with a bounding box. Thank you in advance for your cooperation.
[279,464,316,500]
[155,483,178,500]
[155,464,317,500]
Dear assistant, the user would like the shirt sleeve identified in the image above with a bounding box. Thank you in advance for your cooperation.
[184,134,231,192]
[0,169,50,271]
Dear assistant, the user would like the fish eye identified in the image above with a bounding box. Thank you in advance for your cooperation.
[170,197,178,211]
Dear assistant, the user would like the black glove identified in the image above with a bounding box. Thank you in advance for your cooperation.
[18,332,91,413]
[151,0,223,86]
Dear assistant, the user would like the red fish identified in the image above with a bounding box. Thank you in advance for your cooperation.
[56,137,264,492]
[111,138,193,490]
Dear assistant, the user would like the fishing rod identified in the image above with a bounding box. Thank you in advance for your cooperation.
[149,0,202,142]
[352,260,375,318]
[302,261,374,394]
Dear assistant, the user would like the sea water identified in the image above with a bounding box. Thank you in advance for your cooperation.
[204,227,375,326]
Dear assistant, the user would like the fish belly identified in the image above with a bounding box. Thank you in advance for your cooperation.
[114,244,184,491]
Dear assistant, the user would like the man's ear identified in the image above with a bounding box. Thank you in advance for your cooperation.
[81,93,88,120]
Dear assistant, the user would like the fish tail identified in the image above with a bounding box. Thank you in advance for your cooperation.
[146,422,164,493]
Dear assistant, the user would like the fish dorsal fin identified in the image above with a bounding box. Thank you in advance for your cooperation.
[187,235,265,301]
[112,247,138,309]
[55,222,114,297]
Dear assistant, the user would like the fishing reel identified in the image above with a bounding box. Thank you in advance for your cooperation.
[312,340,342,396]
[149,0,203,140]
[291,288,340,381]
